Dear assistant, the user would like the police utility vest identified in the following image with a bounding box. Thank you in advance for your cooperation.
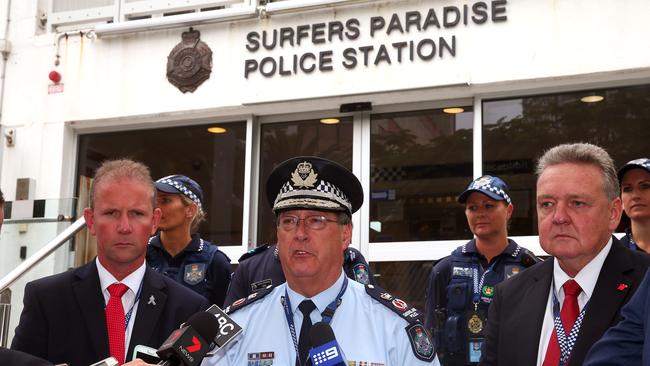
[442,239,537,363]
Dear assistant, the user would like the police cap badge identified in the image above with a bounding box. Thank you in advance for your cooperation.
[266,156,363,215]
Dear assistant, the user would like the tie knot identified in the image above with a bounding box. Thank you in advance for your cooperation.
[108,283,129,298]
[563,279,582,297]
[298,299,316,317]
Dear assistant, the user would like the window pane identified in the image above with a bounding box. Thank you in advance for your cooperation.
[257,118,353,245]
[370,261,432,311]
[77,122,246,246]
[483,84,650,235]
[370,108,474,242]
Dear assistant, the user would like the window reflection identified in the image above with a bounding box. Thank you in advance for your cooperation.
[370,108,474,242]
[77,122,246,246]
[483,84,650,235]
[370,261,432,311]
[257,118,353,245]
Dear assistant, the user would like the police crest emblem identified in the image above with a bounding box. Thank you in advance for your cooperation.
[353,263,370,285]
[167,27,212,93]
[406,324,435,361]
[291,161,318,188]
[183,263,206,285]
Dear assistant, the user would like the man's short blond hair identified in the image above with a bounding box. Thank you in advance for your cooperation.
[89,159,156,209]
[536,143,619,200]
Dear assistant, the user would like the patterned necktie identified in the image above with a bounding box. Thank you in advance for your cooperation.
[106,283,129,365]
[296,300,317,366]
[542,279,583,366]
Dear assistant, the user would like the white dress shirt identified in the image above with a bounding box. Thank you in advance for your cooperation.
[535,238,613,365]
[96,258,146,356]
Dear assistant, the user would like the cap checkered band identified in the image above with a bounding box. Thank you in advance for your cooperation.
[273,179,352,212]
[628,158,650,170]
[469,179,511,204]
[157,177,203,210]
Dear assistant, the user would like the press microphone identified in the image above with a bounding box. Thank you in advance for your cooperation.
[204,304,243,354]
[309,322,347,366]
[88,357,118,366]
[156,311,219,366]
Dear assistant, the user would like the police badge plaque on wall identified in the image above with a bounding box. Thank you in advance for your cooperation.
[167,27,212,93]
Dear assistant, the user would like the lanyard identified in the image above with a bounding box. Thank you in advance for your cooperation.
[281,276,348,366]
[106,280,144,331]
[472,260,497,310]
[551,280,587,366]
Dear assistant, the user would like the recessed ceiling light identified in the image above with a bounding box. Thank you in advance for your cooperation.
[580,95,604,103]
[443,107,464,114]
[207,126,227,134]
[320,118,340,124]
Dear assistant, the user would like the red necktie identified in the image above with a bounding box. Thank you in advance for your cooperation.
[542,279,582,366]
[106,283,129,365]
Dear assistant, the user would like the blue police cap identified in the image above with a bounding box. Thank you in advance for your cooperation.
[617,158,650,182]
[457,175,511,204]
[154,174,204,210]
[266,156,363,215]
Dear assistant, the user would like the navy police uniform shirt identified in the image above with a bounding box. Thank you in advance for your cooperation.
[424,239,539,366]
[621,229,647,252]
[207,272,440,366]
[224,243,375,307]
[146,232,232,307]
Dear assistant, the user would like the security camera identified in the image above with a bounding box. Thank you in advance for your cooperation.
[4,128,15,146]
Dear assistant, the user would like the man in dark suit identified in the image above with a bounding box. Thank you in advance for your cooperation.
[11,159,209,366]
[584,269,650,365]
[480,143,650,366]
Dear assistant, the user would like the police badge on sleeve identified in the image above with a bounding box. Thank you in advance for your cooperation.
[184,263,206,285]
[406,324,435,362]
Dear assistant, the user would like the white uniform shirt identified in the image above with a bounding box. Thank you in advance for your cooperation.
[205,271,440,366]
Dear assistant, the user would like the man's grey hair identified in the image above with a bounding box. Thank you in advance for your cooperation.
[536,143,619,200]
[89,159,156,209]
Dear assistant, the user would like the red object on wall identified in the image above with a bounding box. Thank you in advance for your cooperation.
[48,70,61,83]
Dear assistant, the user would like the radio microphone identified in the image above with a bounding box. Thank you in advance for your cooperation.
[308,322,347,366]
[156,311,219,366]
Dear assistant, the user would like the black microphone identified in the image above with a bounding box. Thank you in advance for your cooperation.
[308,322,347,366]
[156,311,219,366]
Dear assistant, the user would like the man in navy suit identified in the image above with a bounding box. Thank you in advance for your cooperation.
[11,159,209,366]
[480,143,650,366]
[584,267,650,365]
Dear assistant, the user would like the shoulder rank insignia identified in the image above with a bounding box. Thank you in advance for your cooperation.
[238,244,271,262]
[225,285,274,315]
[365,284,434,362]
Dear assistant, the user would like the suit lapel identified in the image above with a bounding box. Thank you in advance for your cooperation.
[71,261,109,360]
[572,240,635,364]
[516,259,553,365]
[127,267,168,359]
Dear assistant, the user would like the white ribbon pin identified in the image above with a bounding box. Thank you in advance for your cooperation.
[148,295,156,306]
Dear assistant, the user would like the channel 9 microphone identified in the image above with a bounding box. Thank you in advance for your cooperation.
[309,322,347,366]
[157,311,219,366]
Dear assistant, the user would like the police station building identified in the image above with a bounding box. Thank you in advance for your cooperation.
[0,0,648,327]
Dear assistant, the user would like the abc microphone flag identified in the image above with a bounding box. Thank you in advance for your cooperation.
[309,322,346,366]
[157,311,219,366]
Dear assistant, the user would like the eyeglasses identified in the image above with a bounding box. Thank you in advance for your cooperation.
[277,215,339,231]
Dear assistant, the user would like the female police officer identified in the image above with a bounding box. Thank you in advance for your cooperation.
[424,175,538,366]
[618,158,650,252]
[146,174,231,307]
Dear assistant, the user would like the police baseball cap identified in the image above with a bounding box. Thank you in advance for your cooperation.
[154,175,204,210]
[457,175,512,204]
[266,156,363,215]
[617,158,650,182]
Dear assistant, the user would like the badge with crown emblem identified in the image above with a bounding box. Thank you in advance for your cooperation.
[471,176,492,189]
[291,161,318,188]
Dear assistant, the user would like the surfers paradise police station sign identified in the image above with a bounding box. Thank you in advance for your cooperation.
[244,1,508,78]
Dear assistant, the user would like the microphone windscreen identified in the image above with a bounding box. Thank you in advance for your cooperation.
[185,311,220,343]
[309,322,336,346]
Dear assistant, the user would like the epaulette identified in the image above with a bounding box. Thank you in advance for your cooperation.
[365,284,435,362]
[238,244,271,262]
[224,285,274,315]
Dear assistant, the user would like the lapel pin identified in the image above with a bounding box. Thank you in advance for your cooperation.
[617,283,629,291]
[148,295,157,306]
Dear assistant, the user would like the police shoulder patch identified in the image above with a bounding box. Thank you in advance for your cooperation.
[406,323,435,362]
[225,285,274,315]
[237,244,271,262]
